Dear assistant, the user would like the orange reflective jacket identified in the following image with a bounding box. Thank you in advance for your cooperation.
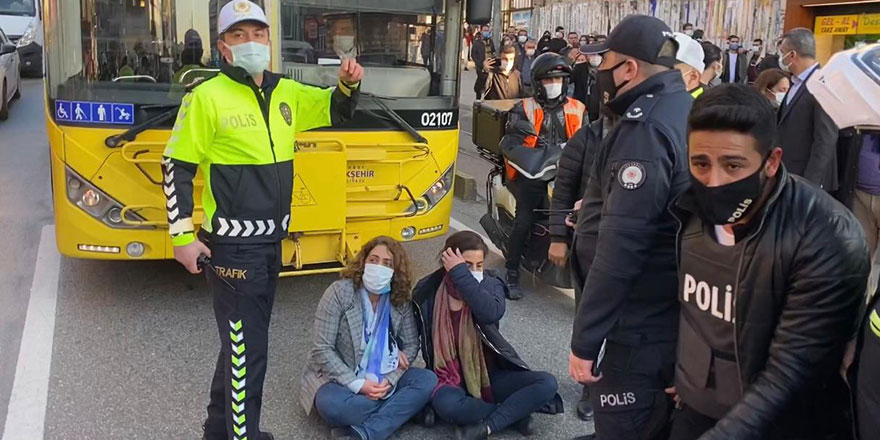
[506,97,585,180]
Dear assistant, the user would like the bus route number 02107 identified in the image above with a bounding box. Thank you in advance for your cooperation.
[421,111,454,128]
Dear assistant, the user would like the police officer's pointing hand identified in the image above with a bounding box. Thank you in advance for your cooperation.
[339,58,364,84]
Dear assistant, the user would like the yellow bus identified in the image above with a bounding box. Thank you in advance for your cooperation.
[43,0,476,275]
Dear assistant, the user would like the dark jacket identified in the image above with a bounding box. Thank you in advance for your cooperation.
[549,121,602,243]
[722,50,749,84]
[471,37,495,72]
[483,69,523,100]
[672,167,868,440]
[778,65,840,191]
[570,70,693,360]
[546,38,567,54]
[411,265,564,414]
[502,99,572,181]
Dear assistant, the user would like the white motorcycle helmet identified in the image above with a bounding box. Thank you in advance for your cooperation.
[808,43,880,129]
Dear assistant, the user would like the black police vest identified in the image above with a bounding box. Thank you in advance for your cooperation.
[675,218,744,419]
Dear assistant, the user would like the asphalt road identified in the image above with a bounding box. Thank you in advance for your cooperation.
[0,76,594,439]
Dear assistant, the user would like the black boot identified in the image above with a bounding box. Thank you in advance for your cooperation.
[456,423,489,440]
[413,405,436,428]
[514,414,534,436]
[506,269,523,300]
[576,386,594,421]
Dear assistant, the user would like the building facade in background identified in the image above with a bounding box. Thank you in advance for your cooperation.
[531,0,787,50]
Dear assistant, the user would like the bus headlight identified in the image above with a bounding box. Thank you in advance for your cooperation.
[422,166,454,210]
[65,167,150,229]
[82,190,101,207]
[401,226,416,240]
[126,242,145,257]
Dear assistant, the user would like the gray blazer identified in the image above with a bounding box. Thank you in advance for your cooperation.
[299,278,420,415]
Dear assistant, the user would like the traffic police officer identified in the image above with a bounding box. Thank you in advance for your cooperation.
[568,15,692,439]
[161,2,363,439]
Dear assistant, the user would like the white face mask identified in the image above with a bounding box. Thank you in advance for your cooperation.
[334,35,356,57]
[778,51,794,73]
[589,56,602,67]
[555,32,564,39]
[518,35,527,43]
[503,57,515,72]
[544,82,563,99]
[684,29,694,37]
[470,270,484,283]
[525,48,536,57]
[362,263,394,295]
[774,91,786,106]
[223,41,270,77]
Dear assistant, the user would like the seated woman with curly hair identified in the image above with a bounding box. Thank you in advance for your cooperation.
[300,236,437,440]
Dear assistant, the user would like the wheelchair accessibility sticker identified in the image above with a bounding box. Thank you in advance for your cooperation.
[55,100,135,125]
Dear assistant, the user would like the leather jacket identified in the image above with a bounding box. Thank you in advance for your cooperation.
[671,167,869,439]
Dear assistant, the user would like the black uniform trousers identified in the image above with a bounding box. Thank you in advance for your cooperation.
[855,295,880,440]
[203,241,281,440]
[506,177,548,271]
[589,336,676,440]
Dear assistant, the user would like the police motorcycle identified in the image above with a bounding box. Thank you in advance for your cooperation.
[472,55,579,288]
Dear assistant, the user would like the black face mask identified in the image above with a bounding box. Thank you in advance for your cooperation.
[597,60,630,105]
[690,161,768,225]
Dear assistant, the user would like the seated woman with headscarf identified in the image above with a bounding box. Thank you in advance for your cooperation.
[301,236,437,440]
[412,231,563,440]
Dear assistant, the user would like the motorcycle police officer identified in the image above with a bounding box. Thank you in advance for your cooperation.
[500,52,586,299]
[161,2,363,439]
[568,15,692,439]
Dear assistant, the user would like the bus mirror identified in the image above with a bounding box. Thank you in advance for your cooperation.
[467,0,492,25]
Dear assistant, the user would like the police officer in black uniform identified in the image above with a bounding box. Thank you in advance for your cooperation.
[667,85,866,440]
[568,15,692,440]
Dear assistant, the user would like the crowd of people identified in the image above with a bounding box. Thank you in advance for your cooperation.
[468,12,879,440]
[167,2,879,440]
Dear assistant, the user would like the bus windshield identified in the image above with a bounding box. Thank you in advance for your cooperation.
[45,0,459,112]
[45,0,251,108]
[280,0,453,98]
[0,0,35,16]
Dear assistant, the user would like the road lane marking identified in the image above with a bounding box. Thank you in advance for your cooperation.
[3,225,60,440]
[449,217,575,299]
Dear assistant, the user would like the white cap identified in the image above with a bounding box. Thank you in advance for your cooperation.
[673,32,705,73]
[218,0,269,34]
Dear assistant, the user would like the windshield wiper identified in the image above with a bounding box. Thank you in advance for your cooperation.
[105,104,179,148]
[295,79,427,144]
[361,91,427,144]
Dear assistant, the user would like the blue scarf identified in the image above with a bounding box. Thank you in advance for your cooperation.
[357,289,397,383]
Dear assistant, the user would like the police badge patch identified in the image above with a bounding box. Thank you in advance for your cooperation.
[618,162,646,190]
[279,102,292,126]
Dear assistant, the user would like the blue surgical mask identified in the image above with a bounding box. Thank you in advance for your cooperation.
[482,31,491,39]
[224,41,270,77]
[729,43,741,51]
[363,263,394,295]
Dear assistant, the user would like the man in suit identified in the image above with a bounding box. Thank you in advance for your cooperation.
[777,28,839,192]
[721,35,748,84]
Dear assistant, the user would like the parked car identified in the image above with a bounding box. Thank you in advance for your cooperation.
[0,26,22,120]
